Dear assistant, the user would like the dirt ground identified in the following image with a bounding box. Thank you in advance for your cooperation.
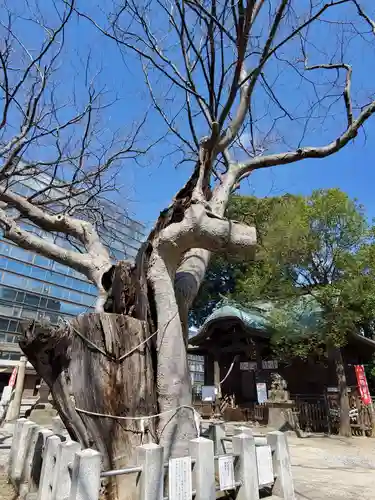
[288,434,375,500]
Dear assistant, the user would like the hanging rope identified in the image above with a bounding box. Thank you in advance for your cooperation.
[75,405,201,439]
[219,355,238,385]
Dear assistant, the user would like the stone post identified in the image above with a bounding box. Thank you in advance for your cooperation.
[51,440,82,500]
[69,449,102,500]
[37,435,62,500]
[11,420,38,489]
[6,356,27,422]
[232,432,259,500]
[234,426,268,446]
[189,437,215,500]
[28,428,54,493]
[267,431,295,500]
[19,423,41,498]
[137,443,164,500]
[208,422,226,455]
[8,418,27,479]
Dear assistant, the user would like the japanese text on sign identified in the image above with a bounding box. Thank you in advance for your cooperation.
[168,456,192,500]
[218,455,235,491]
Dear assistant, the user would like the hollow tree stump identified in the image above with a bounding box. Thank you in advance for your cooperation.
[20,313,157,500]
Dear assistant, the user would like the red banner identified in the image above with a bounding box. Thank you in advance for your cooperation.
[354,365,372,406]
[8,367,18,388]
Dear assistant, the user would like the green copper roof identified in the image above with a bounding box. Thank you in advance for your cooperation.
[190,301,271,345]
[189,298,375,350]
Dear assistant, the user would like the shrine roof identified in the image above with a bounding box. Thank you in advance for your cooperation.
[189,302,270,346]
[189,299,375,352]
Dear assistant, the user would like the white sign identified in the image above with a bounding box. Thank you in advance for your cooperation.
[202,385,216,402]
[240,361,257,371]
[256,445,274,486]
[256,382,268,404]
[169,456,192,500]
[261,360,278,370]
[218,455,235,491]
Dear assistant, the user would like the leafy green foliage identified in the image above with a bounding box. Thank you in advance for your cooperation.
[192,189,375,366]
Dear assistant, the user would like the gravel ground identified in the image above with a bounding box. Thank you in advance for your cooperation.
[288,434,375,500]
[0,429,15,500]
[222,423,375,499]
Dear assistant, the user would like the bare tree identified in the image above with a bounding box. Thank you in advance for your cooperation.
[1,0,375,498]
[0,0,151,304]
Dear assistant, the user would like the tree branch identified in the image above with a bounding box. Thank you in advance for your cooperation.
[158,204,256,257]
[237,98,375,176]
[0,208,92,276]
[0,189,112,305]
[352,0,375,34]
[305,63,353,128]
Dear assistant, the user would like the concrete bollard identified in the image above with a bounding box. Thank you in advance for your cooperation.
[68,449,102,500]
[235,425,254,437]
[137,443,164,500]
[51,440,81,500]
[234,426,268,446]
[208,422,226,455]
[27,428,54,494]
[12,420,38,489]
[51,416,70,441]
[189,437,215,500]
[19,424,42,498]
[8,417,27,479]
[37,435,62,500]
[267,431,296,500]
[232,432,259,500]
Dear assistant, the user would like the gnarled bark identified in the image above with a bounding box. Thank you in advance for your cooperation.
[21,310,156,500]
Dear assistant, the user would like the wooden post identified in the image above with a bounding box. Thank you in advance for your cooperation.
[189,437,215,500]
[69,449,102,500]
[137,443,164,500]
[232,432,259,500]
[6,356,27,422]
[267,431,295,500]
[213,355,222,418]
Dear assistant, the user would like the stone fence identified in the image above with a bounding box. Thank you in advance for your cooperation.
[8,418,295,500]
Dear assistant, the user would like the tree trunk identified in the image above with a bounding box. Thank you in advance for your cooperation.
[148,249,197,459]
[331,347,351,437]
[21,312,157,500]
[19,254,200,499]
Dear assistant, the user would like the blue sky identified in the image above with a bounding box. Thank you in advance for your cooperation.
[5,1,375,232]
[103,0,375,230]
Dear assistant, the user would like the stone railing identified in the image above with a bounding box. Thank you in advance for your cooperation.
[8,419,295,500]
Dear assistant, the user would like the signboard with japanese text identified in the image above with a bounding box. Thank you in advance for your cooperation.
[240,361,257,371]
[168,456,192,500]
[354,365,372,406]
[218,455,235,491]
[261,360,278,370]
[256,382,268,404]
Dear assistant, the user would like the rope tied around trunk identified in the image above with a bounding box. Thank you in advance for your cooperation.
[60,318,159,362]
[75,405,201,440]
[61,311,178,363]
